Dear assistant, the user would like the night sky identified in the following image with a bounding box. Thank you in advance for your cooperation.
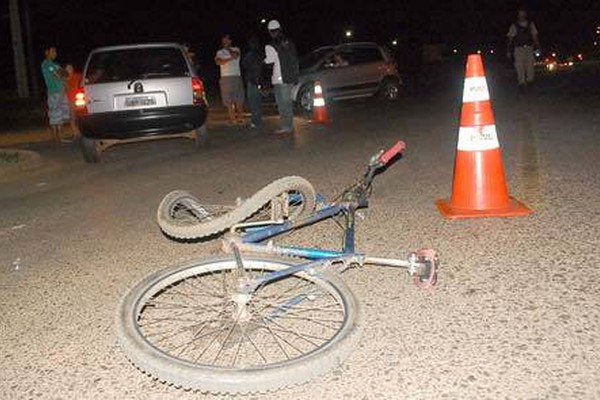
[2,0,599,92]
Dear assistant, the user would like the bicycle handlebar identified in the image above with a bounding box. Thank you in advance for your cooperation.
[377,141,406,166]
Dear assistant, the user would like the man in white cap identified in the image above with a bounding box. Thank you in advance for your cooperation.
[264,20,299,134]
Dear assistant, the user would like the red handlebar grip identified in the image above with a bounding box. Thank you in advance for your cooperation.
[379,141,406,164]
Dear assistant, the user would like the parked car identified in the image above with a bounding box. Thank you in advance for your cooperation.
[293,42,402,112]
[74,43,208,163]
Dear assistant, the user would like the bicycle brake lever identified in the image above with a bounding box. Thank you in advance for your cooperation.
[368,150,385,167]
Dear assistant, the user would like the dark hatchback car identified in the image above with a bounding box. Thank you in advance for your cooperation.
[74,43,208,162]
[292,42,402,112]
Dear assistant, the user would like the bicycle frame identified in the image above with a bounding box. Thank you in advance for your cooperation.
[224,141,435,291]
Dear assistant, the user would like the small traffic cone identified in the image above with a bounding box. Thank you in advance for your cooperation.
[312,81,331,124]
[436,54,532,219]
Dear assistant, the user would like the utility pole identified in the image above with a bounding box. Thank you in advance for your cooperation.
[9,0,30,98]
[23,0,39,97]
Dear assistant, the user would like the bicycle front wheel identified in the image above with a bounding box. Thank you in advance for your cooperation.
[117,256,362,394]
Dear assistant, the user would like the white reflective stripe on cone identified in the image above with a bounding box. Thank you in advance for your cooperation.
[462,76,490,103]
[313,97,325,107]
[314,85,323,95]
[457,125,500,151]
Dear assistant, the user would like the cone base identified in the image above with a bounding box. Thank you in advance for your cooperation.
[436,197,532,220]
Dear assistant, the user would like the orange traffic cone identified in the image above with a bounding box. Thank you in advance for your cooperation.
[312,81,331,124]
[436,54,532,219]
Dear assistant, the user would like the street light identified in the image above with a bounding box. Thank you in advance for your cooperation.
[260,18,267,24]
[391,39,398,46]
[345,29,353,39]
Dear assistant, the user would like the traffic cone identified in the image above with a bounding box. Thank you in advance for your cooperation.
[312,81,331,124]
[436,54,532,219]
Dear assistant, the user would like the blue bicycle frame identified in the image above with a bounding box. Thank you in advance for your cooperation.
[226,140,434,291]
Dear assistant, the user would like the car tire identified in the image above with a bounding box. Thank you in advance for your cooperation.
[379,78,402,102]
[295,83,314,114]
[80,136,101,163]
[193,124,209,148]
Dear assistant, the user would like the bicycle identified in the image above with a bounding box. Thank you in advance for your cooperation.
[117,141,438,394]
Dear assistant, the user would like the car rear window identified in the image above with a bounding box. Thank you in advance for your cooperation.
[85,47,189,84]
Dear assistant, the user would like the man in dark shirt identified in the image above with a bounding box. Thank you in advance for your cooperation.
[242,36,263,129]
[506,9,541,88]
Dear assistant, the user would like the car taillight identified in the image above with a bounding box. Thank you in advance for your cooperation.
[192,77,207,105]
[74,88,86,108]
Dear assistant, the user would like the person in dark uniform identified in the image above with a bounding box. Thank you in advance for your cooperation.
[506,8,541,88]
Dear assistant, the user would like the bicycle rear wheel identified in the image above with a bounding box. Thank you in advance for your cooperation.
[117,256,362,394]
[156,176,316,240]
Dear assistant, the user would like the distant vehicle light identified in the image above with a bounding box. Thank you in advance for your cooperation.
[345,30,353,38]
[452,48,458,54]
[577,53,584,60]
[568,61,574,66]
[489,49,495,54]
[551,52,557,57]
[476,49,482,54]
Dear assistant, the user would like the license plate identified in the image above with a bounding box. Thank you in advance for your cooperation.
[125,96,156,107]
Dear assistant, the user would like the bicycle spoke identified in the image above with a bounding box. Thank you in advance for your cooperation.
[230,333,245,367]
[194,324,234,363]
[239,324,268,363]
[249,304,293,360]
[273,314,343,330]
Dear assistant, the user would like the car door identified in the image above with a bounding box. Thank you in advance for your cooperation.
[314,49,357,99]
[345,46,386,97]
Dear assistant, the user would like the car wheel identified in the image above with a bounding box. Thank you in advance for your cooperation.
[296,84,314,114]
[379,79,401,102]
[80,136,101,163]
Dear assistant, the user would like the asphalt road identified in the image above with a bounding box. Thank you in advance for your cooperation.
[1,65,599,399]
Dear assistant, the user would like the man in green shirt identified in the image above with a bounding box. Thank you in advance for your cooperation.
[41,46,70,143]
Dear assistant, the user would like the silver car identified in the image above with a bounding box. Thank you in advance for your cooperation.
[293,42,402,112]
[74,43,208,163]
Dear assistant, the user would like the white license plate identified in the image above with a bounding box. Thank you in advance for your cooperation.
[125,96,157,108]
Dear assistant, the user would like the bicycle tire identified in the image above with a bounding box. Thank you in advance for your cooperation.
[116,256,362,393]
[156,176,316,240]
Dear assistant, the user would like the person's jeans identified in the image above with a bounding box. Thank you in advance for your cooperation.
[273,83,294,132]
[514,46,535,85]
[246,81,262,126]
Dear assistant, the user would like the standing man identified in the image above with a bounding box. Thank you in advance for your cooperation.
[506,9,540,90]
[242,36,263,129]
[215,35,245,125]
[41,46,70,144]
[265,20,299,135]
